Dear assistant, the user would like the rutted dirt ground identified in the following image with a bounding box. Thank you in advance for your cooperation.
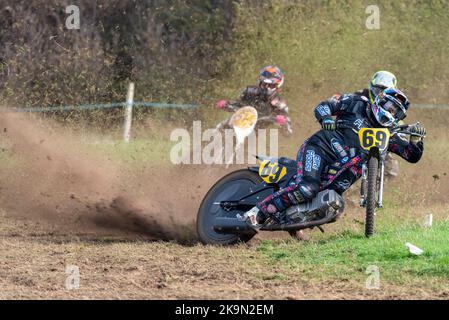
[1,212,449,300]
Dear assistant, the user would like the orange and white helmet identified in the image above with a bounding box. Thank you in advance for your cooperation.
[258,66,284,95]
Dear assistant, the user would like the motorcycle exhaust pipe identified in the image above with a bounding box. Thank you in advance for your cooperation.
[262,210,344,232]
[213,217,257,235]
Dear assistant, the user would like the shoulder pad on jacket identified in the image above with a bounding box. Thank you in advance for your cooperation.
[342,93,368,103]
[328,93,343,103]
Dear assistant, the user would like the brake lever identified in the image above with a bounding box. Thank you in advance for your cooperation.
[393,129,426,138]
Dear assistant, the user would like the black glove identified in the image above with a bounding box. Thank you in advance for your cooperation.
[409,125,426,136]
[409,124,426,144]
[321,117,336,131]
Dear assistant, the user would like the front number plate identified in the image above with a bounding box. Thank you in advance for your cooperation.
[358,128,391,152]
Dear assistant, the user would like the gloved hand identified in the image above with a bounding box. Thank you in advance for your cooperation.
[321,117,336,131]
[409,124,426,136]
[275,115,287,126]
[409,124,426,144]
[216,100,228,110]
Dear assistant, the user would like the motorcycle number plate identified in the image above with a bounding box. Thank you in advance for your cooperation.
[358,128,391,152]
[259,160,287,184]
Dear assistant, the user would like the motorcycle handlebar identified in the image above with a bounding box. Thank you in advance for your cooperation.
[335,121,426,138]
[391,122,426,138]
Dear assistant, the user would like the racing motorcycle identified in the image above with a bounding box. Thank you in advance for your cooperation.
[215,105,290,138]
[197,122,425,245]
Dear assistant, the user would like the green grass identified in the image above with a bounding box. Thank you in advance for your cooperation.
[257,221,449,287]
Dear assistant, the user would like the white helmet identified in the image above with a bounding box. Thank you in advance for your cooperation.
[369,71,398,103]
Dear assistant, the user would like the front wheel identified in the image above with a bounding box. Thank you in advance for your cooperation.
[197,169,263,245]
[365,157,379,237]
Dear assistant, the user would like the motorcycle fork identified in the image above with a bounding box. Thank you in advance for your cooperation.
[377,156,386,208]
[360,154,385,208]
[359,164,368,207]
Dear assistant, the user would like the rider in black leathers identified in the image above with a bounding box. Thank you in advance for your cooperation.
[242,88,426,224]
[326,71,401,177]
[216,66,293,137]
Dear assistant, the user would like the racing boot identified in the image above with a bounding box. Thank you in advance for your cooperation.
[237,206,266,230]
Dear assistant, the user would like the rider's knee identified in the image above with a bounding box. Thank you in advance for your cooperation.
[296,183,320,201]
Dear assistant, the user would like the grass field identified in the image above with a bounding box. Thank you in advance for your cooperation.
[258,221,449,287]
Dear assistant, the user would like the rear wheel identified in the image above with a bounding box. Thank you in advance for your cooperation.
[365,157,379,237]
[197,169,264,245]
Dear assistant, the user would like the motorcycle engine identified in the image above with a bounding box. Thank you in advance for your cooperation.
[285,190,345,223]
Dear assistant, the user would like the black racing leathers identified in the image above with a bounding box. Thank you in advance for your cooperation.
[257,93,423,215]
